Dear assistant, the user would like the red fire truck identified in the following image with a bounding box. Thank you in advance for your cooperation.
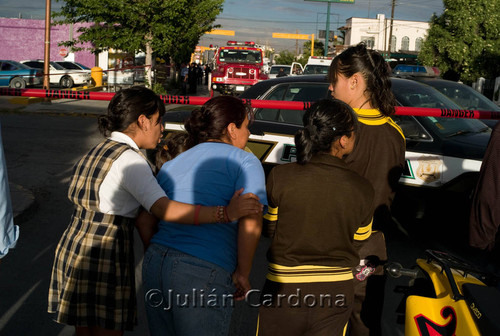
[210,41,268,96]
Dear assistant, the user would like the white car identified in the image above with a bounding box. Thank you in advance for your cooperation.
[268,63,303,79]
[20,60,90,88]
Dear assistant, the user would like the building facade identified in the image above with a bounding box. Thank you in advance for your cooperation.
[341,14,429,57]
[0,18,95,67]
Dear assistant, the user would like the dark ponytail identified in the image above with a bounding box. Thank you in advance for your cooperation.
[295,99,358,164]
[328,43,396,116]
[98,86,165,137]
[184,95,249,145]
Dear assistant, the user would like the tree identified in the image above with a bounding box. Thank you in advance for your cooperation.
[302,40,324,59]
[273,50,296,65]
[418,0,500,83]
[53,0,224,87]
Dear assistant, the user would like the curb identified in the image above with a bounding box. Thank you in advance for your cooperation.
[7,85,104,105]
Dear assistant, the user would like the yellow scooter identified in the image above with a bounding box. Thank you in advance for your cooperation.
[386,250,500,335]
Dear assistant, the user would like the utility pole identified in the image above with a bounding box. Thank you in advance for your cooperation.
[386,0,396,59]
[295,30,299,57]
[43,0,51,90]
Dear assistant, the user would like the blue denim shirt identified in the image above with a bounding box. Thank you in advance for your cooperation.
[0,124,19,259]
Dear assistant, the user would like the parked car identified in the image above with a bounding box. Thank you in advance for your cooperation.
[164,75,490,188]
[0,60,43,88]
[162,75,492,228]
[55,61,92,73]
[413,78,500,128]
[20,60,91,88]
[392,64,440,78]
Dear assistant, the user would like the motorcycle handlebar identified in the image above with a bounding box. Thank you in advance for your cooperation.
[385,262,420,279]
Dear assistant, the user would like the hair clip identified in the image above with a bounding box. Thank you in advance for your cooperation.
[332,127,336,131]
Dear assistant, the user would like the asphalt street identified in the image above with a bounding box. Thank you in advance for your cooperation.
[0,84,476,335]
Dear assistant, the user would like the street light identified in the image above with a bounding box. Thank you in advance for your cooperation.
[305,0,354,56]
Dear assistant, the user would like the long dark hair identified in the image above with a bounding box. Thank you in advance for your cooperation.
[98,86,166,137]
[295,99,358,164]
[184,95,251,145]
[328,43,396,116]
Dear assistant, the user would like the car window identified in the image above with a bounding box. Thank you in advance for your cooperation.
[254,83,329,125]
[75,62,90,70]
[392,115,432,141]
[433,84,500,111]
[392,79,489,137]
[419,116,488,138]
[392,79,459,109]
[1,62,19,71]
[23,61,43,69]
[57,62,80,70]
[50,62,66,70]
[303,65,329,75]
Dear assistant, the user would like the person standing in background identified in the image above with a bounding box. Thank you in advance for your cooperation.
[469,121,500,271]
[328,43,406,336]
[0,122,19,263]
[180,63,189,95]
[204,64,211,85]
[188,63,198,94]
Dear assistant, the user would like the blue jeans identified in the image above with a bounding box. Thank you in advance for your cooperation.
[142,244,235,336]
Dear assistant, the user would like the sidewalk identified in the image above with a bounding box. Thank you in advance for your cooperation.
[2,83,211,221]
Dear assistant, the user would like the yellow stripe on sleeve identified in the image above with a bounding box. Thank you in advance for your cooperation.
[263,206,278,221]
[354,219,373,241]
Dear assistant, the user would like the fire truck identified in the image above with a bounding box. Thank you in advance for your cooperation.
[210,41,268,96]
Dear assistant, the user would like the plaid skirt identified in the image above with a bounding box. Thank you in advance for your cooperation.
[48,207,137,331]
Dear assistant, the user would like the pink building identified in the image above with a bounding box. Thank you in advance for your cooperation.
[0,18,95,67]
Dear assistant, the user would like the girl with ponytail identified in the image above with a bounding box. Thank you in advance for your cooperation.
[258,99,375,336]
[329,43,406,335]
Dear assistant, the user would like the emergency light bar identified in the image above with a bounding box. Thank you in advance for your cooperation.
[309,56,333,60]
[227,41,256,46]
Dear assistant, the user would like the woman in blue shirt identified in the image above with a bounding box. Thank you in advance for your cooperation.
[143,95,267,336]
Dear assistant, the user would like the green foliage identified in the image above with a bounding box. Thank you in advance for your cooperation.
[302,40,324,59]
[52,0,224,64]
[418,0,500,83]
[152,83,167,95]
[273,50,296,65]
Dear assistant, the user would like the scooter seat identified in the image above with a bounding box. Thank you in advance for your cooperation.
[462,283,500,335]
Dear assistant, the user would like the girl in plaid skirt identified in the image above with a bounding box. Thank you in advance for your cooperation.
[48,86,262,336]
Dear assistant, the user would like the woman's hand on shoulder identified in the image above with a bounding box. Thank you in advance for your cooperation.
[226,188,263,221]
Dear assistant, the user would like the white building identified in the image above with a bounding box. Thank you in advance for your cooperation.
[340,14,429,56]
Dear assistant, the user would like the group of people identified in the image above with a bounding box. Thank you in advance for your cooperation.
[43,41,498,336]
[180,63,211,95]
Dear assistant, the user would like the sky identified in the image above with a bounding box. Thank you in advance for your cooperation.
[0,0,445,52]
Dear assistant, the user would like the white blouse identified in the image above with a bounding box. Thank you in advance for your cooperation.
[98,132,166,218]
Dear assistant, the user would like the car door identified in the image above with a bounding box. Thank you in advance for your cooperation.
[253,82,329,125]
[0,61,15,86]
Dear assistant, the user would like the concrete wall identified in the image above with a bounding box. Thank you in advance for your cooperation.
[0,18,95,67]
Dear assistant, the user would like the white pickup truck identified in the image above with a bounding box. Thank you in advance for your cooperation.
[303,56,333,75]
[268,62,303,79]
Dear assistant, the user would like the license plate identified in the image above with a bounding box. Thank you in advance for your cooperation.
[236,86,245,91]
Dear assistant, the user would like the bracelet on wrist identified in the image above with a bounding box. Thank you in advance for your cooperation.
[215,205,228,223]
[223,206,230,222]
